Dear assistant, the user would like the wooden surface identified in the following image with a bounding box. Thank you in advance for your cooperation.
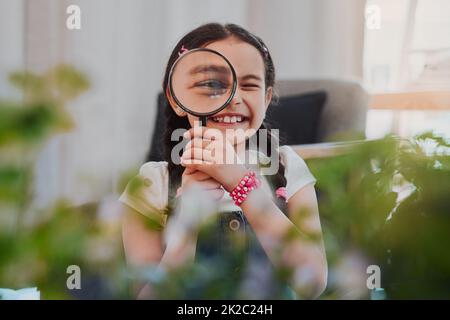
[370,91,450,110]
[291,140,369,160]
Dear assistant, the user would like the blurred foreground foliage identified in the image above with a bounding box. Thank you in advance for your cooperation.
[308,133,450,299]
[0,65,129,299]
[1,65,449,299]
[134,132,450,299]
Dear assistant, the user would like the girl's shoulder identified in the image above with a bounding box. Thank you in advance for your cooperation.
[278,145,316,199]
[138,160,169,178]
[278,145,308,168]
[118,161,169,226]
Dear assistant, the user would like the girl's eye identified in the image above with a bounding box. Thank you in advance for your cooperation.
[194,80,229,98]
[242,84,260,89]
[196,80,228,90]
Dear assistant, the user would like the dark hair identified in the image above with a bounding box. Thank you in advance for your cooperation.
[161,23,287,212]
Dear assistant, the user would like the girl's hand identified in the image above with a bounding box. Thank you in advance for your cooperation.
[181,126,248,192]
[180,167,224,201]
[165,167,224,242]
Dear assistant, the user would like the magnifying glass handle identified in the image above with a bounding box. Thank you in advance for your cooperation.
[200,116,207,127]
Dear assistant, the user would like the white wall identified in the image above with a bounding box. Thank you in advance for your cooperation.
[0,0,25,99]
[0,0,365,207]
[248,0,365,80]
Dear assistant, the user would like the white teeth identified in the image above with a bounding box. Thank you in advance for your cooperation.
[211,115,246,123]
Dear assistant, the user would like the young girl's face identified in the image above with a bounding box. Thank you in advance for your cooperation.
[171,36,273,145]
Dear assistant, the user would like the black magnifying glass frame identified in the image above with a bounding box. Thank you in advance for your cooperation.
[168,48,238,126]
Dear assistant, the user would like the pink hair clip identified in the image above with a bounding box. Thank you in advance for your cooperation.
[178,45,189,56]
[275,187,288,203]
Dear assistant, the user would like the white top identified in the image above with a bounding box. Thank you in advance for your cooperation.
[119,145,316,227]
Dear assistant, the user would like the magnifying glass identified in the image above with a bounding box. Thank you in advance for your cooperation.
[168,48,237,126]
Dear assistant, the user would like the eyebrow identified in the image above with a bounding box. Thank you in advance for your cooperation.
[189,65,230,75]
[188,65,264,83]
[240,74,263,82]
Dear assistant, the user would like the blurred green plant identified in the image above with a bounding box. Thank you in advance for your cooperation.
[134,133,450,299]
[0,65,129,299]
[0,65,88,210]
[307,132,450,299]
[2,64,449,299]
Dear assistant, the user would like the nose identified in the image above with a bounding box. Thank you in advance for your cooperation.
[229,87,243,107]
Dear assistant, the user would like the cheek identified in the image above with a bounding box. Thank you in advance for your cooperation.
[247,92,267,128]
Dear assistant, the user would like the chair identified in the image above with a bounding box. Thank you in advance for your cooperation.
[276,79,369,142]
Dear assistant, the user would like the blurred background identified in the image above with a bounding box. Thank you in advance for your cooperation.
[0,0,449,299]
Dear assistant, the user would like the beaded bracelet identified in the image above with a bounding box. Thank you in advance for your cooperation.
[229,171,261,206]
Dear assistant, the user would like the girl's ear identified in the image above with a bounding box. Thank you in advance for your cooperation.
[165,87,187,117]
[264,86,273,112]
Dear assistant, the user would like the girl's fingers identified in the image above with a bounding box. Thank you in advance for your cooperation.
[184,169,209,181]
[181,147,213,163]
[181,159,214,168]
[182,146,204,161]
[183,166,197,175]
[184,127,222,141]
[184,138,211,151]
[205,139,224,151]
[184,139,224,162]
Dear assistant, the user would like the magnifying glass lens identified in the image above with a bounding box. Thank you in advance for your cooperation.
[170,50,235,115]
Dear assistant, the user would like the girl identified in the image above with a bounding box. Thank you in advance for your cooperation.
[120,23,327,299]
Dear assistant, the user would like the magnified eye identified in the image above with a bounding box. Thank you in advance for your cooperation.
[195,79,229,98]
[197,79,227,89]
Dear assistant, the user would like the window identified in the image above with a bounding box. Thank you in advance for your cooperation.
[363,0,450,139]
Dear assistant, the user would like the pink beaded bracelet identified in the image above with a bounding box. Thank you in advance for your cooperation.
[229,171,261,206]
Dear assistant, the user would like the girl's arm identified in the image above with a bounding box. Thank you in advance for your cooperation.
[121,203,163,298]
[239,181,328,299]
[121,203,198,299]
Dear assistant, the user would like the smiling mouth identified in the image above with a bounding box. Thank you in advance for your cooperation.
[208,114,249,124]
